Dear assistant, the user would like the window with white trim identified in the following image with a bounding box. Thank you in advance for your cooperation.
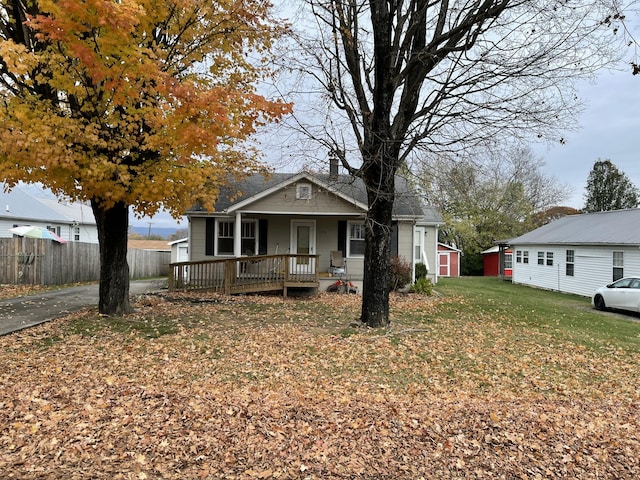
[523,251,529,264]
[504,253,513,270]
[613,251,624,281]
[217,221,234,255]
[566,250,575,276]
[213,220,258,256]
[348,222,365,257]
[537,251,544,265]
[241,221,256,255]
[546,252,554,266]
[516,250,522,263]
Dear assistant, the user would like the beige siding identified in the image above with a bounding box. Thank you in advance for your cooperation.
[245,182,363,214]
[187,215,437,284]
[189,217,208,261]
[397,221,414,262]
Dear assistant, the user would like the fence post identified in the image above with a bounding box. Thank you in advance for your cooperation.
[224,259,234,295]
[168,264,175,291]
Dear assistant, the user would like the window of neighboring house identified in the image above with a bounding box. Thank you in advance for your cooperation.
[296,183,312,200]
[348,222,366,257]
[566,249,575,276]
[74,227,80,241]
[613,251,624,281]
[523,251,529,264]
[546,252,554,266]
[537,251,544,265]
[516,250,522,263]
[46,225,61,236]
[504,253,513,270]
[217,221,234,256]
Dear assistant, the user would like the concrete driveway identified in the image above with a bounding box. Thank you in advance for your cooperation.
[0,279,166,336]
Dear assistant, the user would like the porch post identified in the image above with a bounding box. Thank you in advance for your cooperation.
[234,212,242,257]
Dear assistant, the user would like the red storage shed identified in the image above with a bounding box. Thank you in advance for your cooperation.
[438,243,462,277]
[482,246,513,278]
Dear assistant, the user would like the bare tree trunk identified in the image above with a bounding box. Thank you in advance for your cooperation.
[91,200,132,315]
[359,152,397,328]
[360,199,393,328]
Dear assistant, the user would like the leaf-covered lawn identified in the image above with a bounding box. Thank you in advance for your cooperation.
[2,280,640,479]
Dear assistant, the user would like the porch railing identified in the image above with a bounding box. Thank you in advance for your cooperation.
[168,254,320,296]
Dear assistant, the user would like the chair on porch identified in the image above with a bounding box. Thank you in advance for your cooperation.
[328,250,346,279]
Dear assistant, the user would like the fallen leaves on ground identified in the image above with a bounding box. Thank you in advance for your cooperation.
[0,284,46,300]
[1,292,639,479]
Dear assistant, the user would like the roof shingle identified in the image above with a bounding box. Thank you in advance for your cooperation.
[510,209,640,246]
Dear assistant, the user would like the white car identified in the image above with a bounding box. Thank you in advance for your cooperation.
[592,277,640,313]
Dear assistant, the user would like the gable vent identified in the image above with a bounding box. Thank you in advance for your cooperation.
[296,183,312,200]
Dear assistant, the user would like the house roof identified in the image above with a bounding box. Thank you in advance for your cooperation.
[418,205,444,225]
[188,172,438,220]
[1,184,73,224]
[167,237,188,246]
[1,183,96,225]
[509,209,640,246]
[481,246,513,254]
[32,197,96,225]
[128,239,172,251]
[438,242,462,252]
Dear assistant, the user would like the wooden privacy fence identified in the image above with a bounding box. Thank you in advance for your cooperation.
[0,238,170,285]
[168,254,319,297]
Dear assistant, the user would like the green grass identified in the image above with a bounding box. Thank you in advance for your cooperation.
[434,276,640,352]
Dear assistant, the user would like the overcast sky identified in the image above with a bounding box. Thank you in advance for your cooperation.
[134,65,640,229]
[534,66,640,210]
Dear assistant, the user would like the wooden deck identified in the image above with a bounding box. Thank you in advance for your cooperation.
[168,254,320,297]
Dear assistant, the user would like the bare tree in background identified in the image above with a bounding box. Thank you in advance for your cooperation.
[285,0,633,327]
[420,145,570,274]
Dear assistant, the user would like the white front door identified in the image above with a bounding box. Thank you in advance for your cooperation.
[290,220,316,274]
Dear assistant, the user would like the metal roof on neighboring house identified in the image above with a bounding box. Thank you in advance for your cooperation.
[33,197,96,225]
[189,172,437,220]
[509,209,640,246]
[0,183,96,225]
[0,184,70,223]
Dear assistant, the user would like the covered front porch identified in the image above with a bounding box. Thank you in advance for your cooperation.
[168,254,321,296]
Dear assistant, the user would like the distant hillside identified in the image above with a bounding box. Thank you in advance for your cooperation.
[130,226,180,239]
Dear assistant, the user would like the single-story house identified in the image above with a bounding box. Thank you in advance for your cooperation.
[437,243,462,277]
[184,168,444,290]
[0,183,98,243]
[509,208,640,297]
[482,245,513,278]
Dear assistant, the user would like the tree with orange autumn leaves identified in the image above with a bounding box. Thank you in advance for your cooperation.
[0,0,291,314]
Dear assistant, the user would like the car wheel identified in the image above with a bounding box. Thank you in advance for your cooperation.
[594,295,606,311]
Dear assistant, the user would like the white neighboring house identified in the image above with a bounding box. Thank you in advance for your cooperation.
[510,209,640,297]
[0,183,98,243]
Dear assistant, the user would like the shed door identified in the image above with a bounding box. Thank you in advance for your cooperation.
[439,252,450,277]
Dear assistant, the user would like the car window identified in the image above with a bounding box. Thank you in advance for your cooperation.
[613,278,633,288]
[631,279,640,289]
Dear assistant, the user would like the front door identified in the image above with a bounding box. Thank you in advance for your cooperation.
[290,220,316,274]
